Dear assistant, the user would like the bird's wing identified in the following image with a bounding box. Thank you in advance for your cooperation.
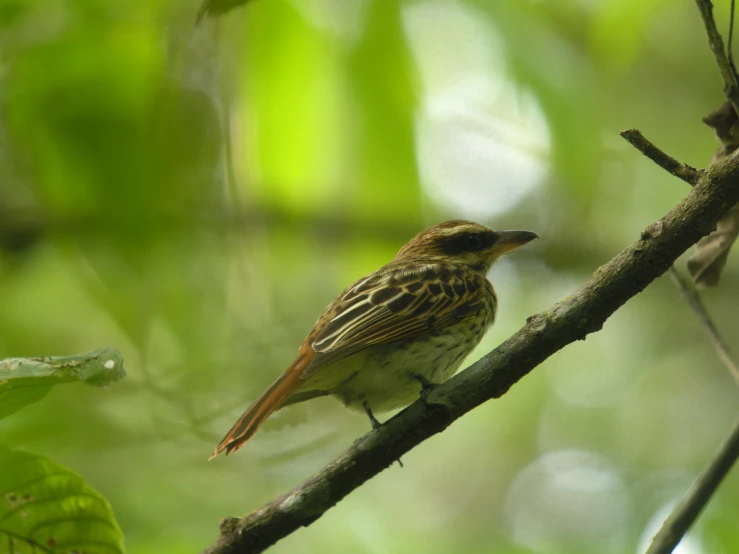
[304,263,494,376]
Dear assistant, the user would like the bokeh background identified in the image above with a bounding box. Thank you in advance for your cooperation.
[2,0,739,552]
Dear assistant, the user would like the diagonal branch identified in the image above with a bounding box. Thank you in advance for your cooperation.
[645,415,739,554]
[668,266,739,385]
[203,146,739,554]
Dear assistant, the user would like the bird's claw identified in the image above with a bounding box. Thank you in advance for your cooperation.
[413,374,439,406]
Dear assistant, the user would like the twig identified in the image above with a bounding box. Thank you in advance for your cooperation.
[645,415,739,554]
[668,266,739,385]
[695,0,739,114]
[202,137,739,554]
[729,0,736,72]
[620,129,700,185]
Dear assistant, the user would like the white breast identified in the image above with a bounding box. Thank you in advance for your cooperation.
[338,311,493,413]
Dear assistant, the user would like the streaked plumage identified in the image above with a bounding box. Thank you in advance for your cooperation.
[211,220,537,458]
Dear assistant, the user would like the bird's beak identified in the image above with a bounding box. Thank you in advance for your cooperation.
[491,230,538,255]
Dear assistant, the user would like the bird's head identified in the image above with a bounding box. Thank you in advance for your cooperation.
[395,220,538,273]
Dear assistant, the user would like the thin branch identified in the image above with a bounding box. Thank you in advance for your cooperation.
[203,143,739,554]
[645,415,739,554]
[620,129,701,185]
[668,266,739,385]
[729,0,737,72]
[695,0,739,114]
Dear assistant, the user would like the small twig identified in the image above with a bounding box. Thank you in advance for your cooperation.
[620,129,701,185]
[668,267,739,385]
[695,0,739,114]
[645,415,739,554]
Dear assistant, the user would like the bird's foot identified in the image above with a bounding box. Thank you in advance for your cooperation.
[363,401,382,430]
[413,374,439,406]
[363,401,403,468]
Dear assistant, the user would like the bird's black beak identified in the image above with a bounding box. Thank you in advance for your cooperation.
[492,230,538,255]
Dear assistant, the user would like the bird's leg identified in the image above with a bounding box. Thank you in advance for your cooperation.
[413,374,439,405]
[363,400,403,468]
[363,401,382,430]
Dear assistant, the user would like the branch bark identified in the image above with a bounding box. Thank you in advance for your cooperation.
[203,147,739,554]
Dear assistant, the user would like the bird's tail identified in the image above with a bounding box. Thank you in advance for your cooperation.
[209,343,314,459]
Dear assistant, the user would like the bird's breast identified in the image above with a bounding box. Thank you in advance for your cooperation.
[342,298,496,413]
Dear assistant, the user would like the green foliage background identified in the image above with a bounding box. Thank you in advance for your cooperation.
[1,0,738,552]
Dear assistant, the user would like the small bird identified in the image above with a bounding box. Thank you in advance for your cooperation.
[210,220,537,458]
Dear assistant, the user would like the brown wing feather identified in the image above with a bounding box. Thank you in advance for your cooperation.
[209,342,315,459]
[303,263,493,376]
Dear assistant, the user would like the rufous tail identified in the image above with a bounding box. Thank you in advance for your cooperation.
[209,343,314,459]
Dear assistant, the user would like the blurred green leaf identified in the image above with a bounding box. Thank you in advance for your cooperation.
[590,0,670,69]
[0,347,125,419]
[0,444,125,554]
[347,0,422,224]
[244,0,346,215]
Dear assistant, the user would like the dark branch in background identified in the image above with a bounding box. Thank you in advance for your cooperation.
[196,0,255,24]
[668,267,739,385]
[730,0,737,72]
[690,0,739,287]
[619,130,701,185]
[695,0,739,113]
[645,416,739,554]
[203,142,739,554]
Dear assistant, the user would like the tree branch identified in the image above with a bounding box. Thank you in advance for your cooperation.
[203,146,739,554]
[620,129,701,185]
[645,415,739,554]
[694,0,739,114]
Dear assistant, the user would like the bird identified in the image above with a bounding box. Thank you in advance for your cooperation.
[210,220,537,459]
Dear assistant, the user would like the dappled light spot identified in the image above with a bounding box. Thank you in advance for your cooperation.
[505,449,629,553]
[403,1,549,219]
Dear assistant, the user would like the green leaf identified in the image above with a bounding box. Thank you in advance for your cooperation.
[0,445,125,554]
[0,348,125,419]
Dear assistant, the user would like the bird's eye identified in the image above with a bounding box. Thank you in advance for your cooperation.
[466,233,482,249]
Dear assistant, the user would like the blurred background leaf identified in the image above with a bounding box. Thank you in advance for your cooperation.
[0,0,738,553]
